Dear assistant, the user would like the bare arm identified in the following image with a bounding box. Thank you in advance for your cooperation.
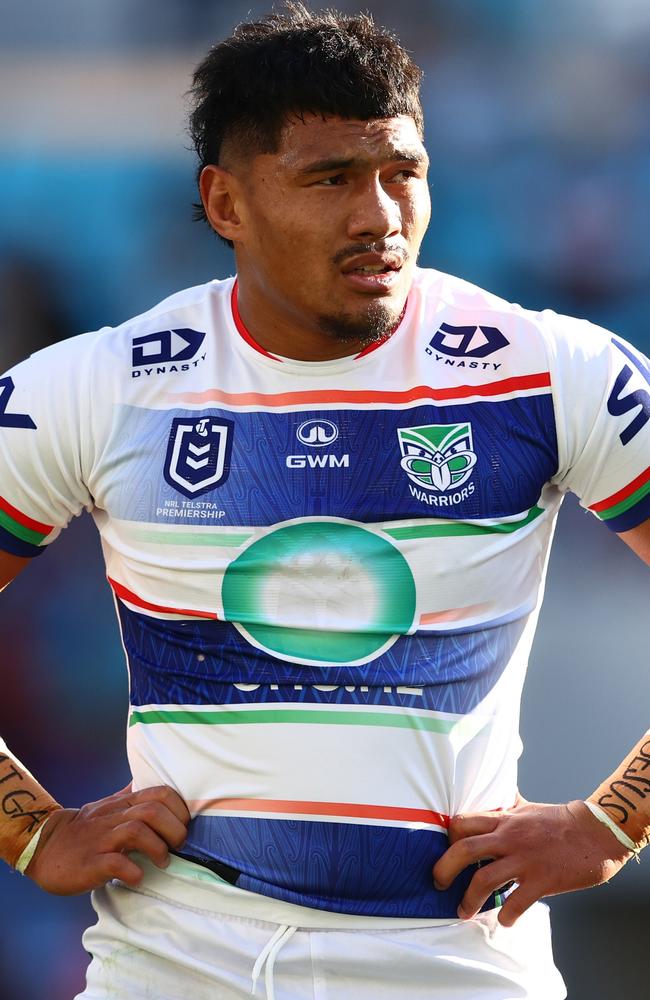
[0,549,191,893]
[432,736,648,927]
[433,518,650,926]
[0,549,29,591]
[617,517,650,565]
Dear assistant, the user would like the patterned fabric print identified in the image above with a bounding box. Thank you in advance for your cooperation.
[119,602,528,707]
[103,396,558,526]
[182,818,482,919]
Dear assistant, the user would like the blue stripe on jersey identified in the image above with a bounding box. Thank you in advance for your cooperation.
[0,525,46,558]
[600,490,650,533]
[182,815,497,919]
[612,336,650,381]
[106,395,558,525]
[118,601,527,712]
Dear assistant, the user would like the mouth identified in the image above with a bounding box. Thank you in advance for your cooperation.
[339,251,405,293]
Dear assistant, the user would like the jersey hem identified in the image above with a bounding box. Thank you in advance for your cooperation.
[125,853,469,930]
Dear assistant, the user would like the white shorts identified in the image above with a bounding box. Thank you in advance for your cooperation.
[76,868,566,1000]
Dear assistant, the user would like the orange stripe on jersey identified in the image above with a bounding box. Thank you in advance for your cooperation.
[166,372,552,408]
[419,603,490,625]
[194,796,450,828]
[108,576,218,619]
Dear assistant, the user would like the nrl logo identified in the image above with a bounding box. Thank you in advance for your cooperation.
[164,416,234,499]
[397,423,477,492]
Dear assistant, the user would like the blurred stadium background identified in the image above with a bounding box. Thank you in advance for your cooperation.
[0,2,648,997]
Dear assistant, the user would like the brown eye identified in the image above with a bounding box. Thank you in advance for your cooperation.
[317,174,346,186]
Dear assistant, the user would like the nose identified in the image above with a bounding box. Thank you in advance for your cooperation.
[347,176,401,242]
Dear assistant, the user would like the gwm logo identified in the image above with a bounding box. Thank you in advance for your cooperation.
[398,423,477,507]
[296,419,339,447]
[287,418,348,469]
[164,417,233,498]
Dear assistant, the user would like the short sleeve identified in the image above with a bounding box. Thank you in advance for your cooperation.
[0,337,95,557]
[548,314,650,533]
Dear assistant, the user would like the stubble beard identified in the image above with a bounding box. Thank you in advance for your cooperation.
[316,298,404,349]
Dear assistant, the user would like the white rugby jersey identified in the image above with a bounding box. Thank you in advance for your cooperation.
[1,268,649,919]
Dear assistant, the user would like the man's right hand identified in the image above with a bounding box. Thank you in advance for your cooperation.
[26,784,191,895]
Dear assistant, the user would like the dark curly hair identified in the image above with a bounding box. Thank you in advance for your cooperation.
[188,2,424,228]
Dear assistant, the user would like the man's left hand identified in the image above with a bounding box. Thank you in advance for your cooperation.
[432,796,634,927]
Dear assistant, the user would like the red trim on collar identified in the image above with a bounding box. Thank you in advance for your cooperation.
[355,299,409,358]
[354,338,389,359]
[231,280,283,361]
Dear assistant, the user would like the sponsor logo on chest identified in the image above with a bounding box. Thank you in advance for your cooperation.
[286,419,350,469]
[131,328,207,378]
[425,322,508,372]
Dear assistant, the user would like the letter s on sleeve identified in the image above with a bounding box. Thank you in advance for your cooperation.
[0,378,36,430]
[607,339,650,446]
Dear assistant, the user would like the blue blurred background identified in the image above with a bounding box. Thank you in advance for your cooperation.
[0,2,648,997]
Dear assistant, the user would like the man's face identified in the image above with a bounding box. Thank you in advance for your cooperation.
[228,114,431,350]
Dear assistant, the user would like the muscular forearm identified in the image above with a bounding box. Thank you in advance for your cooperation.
[433,730,650,926]
[0,734,191,895]
[0,736,61,869]
[586,730,650,849]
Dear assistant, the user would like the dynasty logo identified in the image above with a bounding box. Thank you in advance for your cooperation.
[425,323,508,372]
[131,328,206,377]
[397,422,477,506]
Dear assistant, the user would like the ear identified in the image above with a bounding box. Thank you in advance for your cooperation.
[199,165,242,243]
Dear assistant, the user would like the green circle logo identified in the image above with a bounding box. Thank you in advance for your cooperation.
[222,520,416,664]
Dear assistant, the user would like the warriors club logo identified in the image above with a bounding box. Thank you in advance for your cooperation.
[397,423,477,492]
[164,416,233,498]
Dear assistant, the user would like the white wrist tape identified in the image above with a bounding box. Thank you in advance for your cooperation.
[584,800,642,856]
[15,817,50,875]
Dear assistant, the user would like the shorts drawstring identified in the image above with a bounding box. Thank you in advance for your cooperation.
[251,924,297,1000]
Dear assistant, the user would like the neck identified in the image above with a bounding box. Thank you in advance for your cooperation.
[235,283,366,362]
[233,265,404,362]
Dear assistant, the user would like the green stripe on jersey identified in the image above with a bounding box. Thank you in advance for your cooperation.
[0,509,47,545]
[128,508,544,548]
[384,506,544,541]
[595,479,650,521]
[129,707,458,734]
[132,529,254,547]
